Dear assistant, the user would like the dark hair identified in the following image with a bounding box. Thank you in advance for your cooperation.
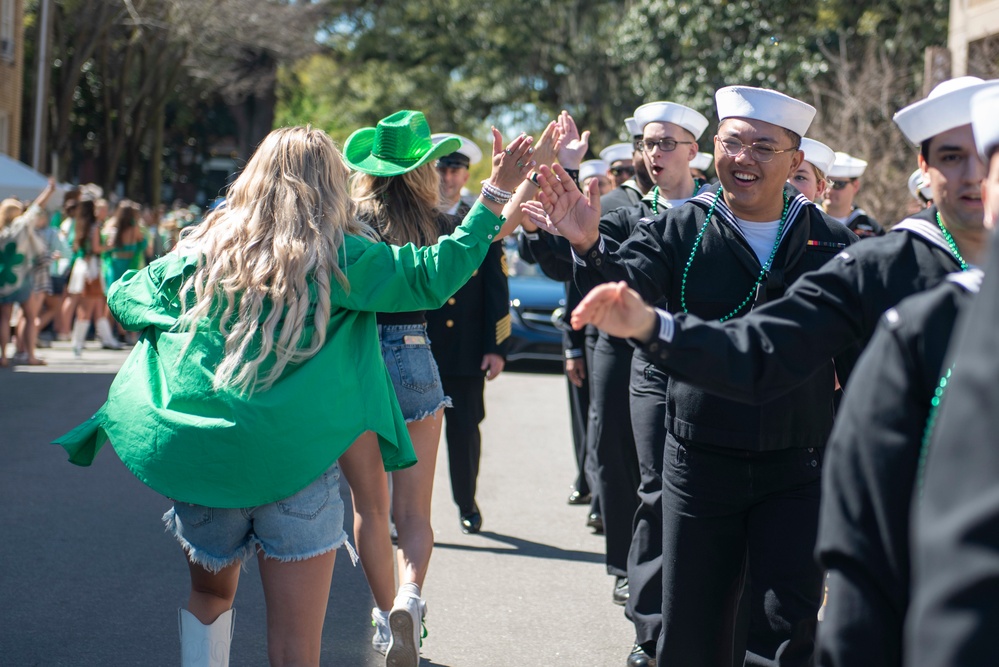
[783,128,802,150]
[112,200,139,249]
[920,139,931,163]
[74,200,97,254]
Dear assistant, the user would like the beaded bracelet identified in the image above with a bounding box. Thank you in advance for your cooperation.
[480,180,513,204]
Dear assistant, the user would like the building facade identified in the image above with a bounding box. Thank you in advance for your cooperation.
[950,0,999,77]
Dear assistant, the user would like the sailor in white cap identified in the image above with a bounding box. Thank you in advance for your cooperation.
[822,151,883,236]
[602,118,654,212]
[565,76,999,667]
[907,168,933,208]
[521,100,713,667]
[907,83,999,667]
[689,152,713,181]
[789,138,835,202]
[579,159,613,195]
[427,132,509,536]
[600,143,638,187]
[524,85,857,666]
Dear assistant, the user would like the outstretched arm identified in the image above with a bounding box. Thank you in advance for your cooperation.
[520,163,602,251]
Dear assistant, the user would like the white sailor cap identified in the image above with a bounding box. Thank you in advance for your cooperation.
[690,152,713,171]
[971,85,999,161]
[599,143,635,165]
[907,169,932,201]
[634,101,710,140]
[893,77,999,145]
[715,86,815,137]
[431,133,483,166]
[828,152,868,179]
[799,139,835,175]
[625,117,642,138]
[579,159,609,183]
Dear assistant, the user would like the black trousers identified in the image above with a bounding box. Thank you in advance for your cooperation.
[657,434,824,667]
[589,334,640,577]
[567,348,592,499]
[626,351,668,647]
[440,374,486,515]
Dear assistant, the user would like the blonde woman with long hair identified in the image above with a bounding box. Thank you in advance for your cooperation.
[54,125,534,667]
[337,110,534,666]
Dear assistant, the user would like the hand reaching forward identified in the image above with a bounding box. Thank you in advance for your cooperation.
[571,281,658,342]
[556,110,589,170]
[530,120,563,171]
[519,164,601,250]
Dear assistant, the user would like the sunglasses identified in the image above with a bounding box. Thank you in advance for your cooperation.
[829,179,856,190]
[610,166,635,177]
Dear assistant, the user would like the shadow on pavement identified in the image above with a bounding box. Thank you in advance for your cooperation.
[433,530,604,564]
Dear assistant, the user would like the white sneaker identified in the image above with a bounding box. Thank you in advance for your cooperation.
[386,592,426,667]
[371,607,390,655]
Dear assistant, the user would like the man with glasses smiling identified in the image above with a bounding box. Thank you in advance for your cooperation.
[524,86,857,667]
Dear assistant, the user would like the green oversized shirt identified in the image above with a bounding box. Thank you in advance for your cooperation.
[54,201,505,508]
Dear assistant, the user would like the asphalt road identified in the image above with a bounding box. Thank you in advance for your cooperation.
[0,341,633,666]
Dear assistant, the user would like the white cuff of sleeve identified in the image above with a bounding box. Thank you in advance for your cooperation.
[570,236,605,267]
[521,231,539,241]
[654,308,674,343]
[564,348,584,359]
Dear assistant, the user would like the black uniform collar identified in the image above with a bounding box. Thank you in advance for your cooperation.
[890,206,964,269]
[689,182,813,247]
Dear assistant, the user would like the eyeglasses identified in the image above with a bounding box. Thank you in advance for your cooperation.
[829,179,856,190]
[638,138,695,154]
[716,137,798,163]
[610,165,635,177]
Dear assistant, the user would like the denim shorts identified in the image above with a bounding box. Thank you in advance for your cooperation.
[379,323,451,422]
[162,463,349,573]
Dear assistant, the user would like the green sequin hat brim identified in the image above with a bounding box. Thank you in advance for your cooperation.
[343,110,461,177]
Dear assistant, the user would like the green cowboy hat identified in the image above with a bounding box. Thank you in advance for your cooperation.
[344,110,461,177]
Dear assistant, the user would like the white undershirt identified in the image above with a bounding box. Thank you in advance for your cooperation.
[733,217,782,265]
[828,214,849,225]
[445,201,461,216]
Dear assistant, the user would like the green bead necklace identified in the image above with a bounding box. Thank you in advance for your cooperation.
[650,186,660,215]
[679,188,791,321]
[916,366,953,501]
[936,212,969,271]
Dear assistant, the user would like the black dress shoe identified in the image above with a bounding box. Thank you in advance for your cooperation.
[567,489,592,505]
[612,576,629,606]
[586,512,604,534]
[460,506,482,534]
[626,643,656,667]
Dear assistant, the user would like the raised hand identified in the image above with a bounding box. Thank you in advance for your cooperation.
[531,120,563,171]
[487,128,536,193]
[520,164,601,250]
[571,281,658,341]
[556,110,590,170]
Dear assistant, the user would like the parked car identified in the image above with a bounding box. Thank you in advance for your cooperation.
[505,241,565,363]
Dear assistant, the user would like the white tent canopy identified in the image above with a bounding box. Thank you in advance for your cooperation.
[0,153,49,202]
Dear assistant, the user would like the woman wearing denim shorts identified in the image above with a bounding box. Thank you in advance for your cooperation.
[54,125,535,667]
[337,110,537,667]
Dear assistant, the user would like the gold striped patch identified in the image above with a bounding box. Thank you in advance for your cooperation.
[500,253,509,277]
[496,314,512,343]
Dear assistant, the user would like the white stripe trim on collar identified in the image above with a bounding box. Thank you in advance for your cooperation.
[689,189,811,248]
[890,217,963,267]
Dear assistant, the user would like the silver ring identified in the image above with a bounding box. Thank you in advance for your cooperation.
[504,148,513,155]
[517,160,524,168]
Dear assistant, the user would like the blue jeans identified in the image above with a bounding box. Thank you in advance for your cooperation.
[163,463,348,573]
[379,323,451,422]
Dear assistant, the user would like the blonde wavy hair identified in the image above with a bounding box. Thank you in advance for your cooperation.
[351,163,444,246]
[177,126,373,395]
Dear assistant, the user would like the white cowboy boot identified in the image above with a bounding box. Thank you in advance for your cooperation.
[95,318,122,349]
[71,320,90,357]
[179,608,234,667]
